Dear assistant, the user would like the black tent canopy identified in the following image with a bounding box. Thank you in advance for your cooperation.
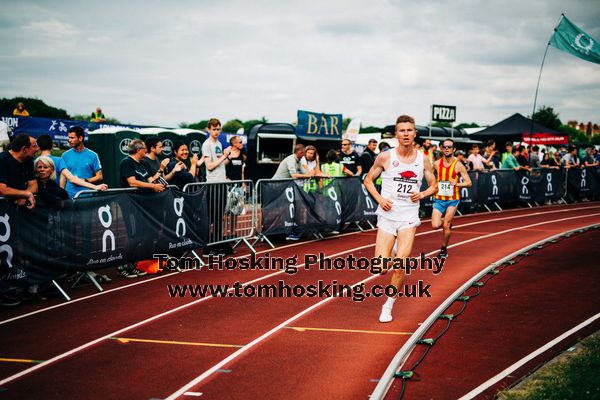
[470,113,568,145]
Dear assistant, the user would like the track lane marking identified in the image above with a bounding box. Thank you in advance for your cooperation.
[1,204,596,327]
[458,312,600,400]
[0,210,597,390]
[0,358,44,364]
[163,213,600,399]
[108,337,243,348]
[285,326,413,335]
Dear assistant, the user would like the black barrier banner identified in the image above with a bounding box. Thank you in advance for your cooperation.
[457,171,478,214]
[0,188,207,286]
[567,167,600,201]
[261,180,339,235]
[516,170,534,203]
[532,169,565,203]
[477,170,518,205]
[341,177,377,223]
[260,178,378,235]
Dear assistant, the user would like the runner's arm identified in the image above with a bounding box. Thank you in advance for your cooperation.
[363,153,392,211]
[454,162,472,188]
[410,156,437,202]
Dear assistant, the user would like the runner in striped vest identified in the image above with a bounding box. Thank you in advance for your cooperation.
[431,139,472,259]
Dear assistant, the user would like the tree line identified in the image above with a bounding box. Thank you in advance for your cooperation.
[1,97,597,144]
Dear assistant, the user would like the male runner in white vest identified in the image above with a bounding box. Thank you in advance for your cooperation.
[364,115,437,323]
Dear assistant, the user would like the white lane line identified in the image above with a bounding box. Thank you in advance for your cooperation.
[458,312,600,400]
[1,204,595,326]
[0,211,596,389]
[163,212,600,400]
[0,226,374,326]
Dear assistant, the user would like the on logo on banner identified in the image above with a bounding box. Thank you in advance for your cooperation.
[0,213,14,269]
[284,187,297,227]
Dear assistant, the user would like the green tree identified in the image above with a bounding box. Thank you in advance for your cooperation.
[592,134,600,145]
[361,126,382,133]
[531,106,562,129]
[181,120,209,130]
[342,118,352,131]
[242,117,268,133]
[455,122,480,129]
[0,97,69,119]
[222,119,243,133]
[559,124,588,143]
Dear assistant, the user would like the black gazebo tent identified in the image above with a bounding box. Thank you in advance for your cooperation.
[471,113,568,145]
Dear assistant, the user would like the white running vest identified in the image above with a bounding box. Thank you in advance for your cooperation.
[377,149,424,221]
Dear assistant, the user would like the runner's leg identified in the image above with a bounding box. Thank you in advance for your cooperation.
[442,205,458,248]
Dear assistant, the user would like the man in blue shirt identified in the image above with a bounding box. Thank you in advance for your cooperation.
[59,126,103,198]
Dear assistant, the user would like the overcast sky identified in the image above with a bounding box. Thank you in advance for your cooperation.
[1,0,599,129]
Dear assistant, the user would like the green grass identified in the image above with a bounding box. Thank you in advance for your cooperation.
[500,334,600,400]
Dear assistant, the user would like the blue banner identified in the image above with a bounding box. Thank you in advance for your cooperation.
[296,110,342,141]
[1,115,152,146]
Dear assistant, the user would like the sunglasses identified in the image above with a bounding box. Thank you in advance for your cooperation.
[442,145,454,149]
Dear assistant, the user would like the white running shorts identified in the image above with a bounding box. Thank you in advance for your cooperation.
[377,215,421,236]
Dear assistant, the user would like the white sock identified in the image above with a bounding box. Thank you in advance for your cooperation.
[384,296,396,308]
[379,296,396,323]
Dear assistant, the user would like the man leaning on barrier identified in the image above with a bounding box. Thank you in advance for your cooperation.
[0,133,38,306]
[0,133,38,209]
[272,144,313,241]
[141,136,184,184]
[502,146,528,171]
[272,144,313,180]
[117,139,165,278]
[561,145,580,169]
[59,126,103,198]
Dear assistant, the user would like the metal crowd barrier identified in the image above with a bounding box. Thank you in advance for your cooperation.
[183,180,257,253]
[254,177,377,243]
[253,178,303,248]
[0,195,72,301]
[1,165,598,303]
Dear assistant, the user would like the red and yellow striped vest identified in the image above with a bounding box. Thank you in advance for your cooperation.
[435,159,460,200]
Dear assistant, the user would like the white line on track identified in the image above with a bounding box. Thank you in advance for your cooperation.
[1,204,596,327]
[0,210,597,390]
[0,222,370,326]
[162,212,600,400]
[458,312,600,399]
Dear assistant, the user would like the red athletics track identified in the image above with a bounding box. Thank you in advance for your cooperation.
[393,227,600,400]
[0,203,598,399]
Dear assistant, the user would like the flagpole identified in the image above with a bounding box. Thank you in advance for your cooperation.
[529,14,565,145]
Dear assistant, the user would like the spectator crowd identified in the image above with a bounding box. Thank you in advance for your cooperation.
[1,118,599,306]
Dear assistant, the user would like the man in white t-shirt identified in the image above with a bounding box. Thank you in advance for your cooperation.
[364,115,437,323]
[467,144,493,171]
[202,118,234,255]
[202,119,232,183]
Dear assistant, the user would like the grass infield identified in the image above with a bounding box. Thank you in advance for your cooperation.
[498,332,600,400]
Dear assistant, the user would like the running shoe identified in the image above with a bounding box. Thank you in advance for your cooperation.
[118,265,138,279]
[439,247,448,259]
[379,305,393,323]
[0,293,21,307]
